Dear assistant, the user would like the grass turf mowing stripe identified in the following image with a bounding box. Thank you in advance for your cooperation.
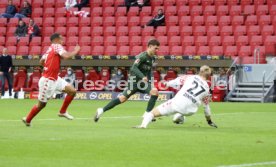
[218,161,276,167]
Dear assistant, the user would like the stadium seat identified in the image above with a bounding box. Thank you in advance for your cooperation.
[154,26,167,36]
[206,16,218,26]
[179,16,191,26]
[204,5,216,16]
[140,6,151,16]
[190,6,203,16]
[165,6,177,16]
[116,7,127,17]
[197,46,210,56]
[44,0,55,7]
[176,0,188,6]
[29,46,41,55]
[103,7,115,17]
[17,37,29,46]
[16,46,29,55]
[102,0,114,7]
[250,35,263,46]
[92,46,104,55]
[90,27,102,36]
[6,37,17,46]
[130,46,143,55]
[44,8,55,17]
[6,46,16,55]
[66,37,78,46]
[79,46,91,55]
[33,17,42,27]
[128,7,139,16]
[230,5,242,16]
[189,0,201,6]
[79,17,91,27]
[54,27,66,37]
[256,5,269,15]
[210,46,224,55]
[156,36,168,46]
[258,15,271,25]
[29,37,42,46]
[92,36,104,46]
[0,18,7,27]
[23,69,41,92]
[151,0,164,7]
[193,26,206,36]
[220,26,233,36]
[0,37,5,46]
[167,26,180,36]
[91,17,103,26]
[104,26,116,36]
[177,5,190,16]
[114,0,124,7]
[231,16,244,26]
[67,27,79,37]
[209,36,222,46]
[168,36,181,46]
[164,0,176,7]
[224,46,238,57]
[117,36,129,46]
[239,46,252,57]
[91,7,103,16]
[42,37,51,47]
[195,36,208,46]
[79,27,91,36]
[7,18,19,27]
[261,25,274,36]
[55,17,66,27]
[104,46,117,55]
[192,16,204,26]
[56,0,66,8]
[234,25,247,37]
[166,16,178,26]
[217,5,229,16]
[43,17,54,27]
[13,70,27,92]
[180,25,193,36]
[245,15,258,26]
[104,36,116,46]
[142,26,154,36]
[116,26,128,36]
[170,46,183,55]
[243,5,255,15]
[129,26,141,36]
[115,16,127,26]
[142,36,155,47]
[90,0,102,7]
[183,46,196,55]
[117,46,130,55]
[157,46,169,56]
[270,5,276,15]
[32,0,43,7]
[182,36,195,46]
[129,36,142,47]
[236,36,249,47]
[222,36,235,46]
[128,16,140,27]
[202,0,214,6]
[218,16,231,27]
[248,25,260,35]
[6,27,17,37]
[207,26,219,36]
[79,36,91,46]
[32,8,43,17]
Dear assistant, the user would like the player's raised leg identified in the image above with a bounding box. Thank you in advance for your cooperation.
[58,82,76,120]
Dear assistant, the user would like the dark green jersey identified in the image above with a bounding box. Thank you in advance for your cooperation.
[130,51,155,81]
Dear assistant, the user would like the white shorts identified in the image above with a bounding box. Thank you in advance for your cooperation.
[157,99,197,116]
[38,76,69,102]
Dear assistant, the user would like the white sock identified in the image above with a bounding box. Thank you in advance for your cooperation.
[141,112,154,128]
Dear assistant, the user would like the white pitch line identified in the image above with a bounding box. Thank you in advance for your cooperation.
[217,161,276,167]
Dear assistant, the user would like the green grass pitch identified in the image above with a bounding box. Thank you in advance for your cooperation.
[0,99,276,167]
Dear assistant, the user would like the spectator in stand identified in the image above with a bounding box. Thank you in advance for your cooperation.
[74,0,89,11]
[14,0,31,19]
[0,0,17,19]
[110,68,124,91]
[0,48,13,99]
[145,9,165,28]
[15,20,27,38]
[216,68,228,87]
[136,0,150,8]
[65,0,77,10]
[27,19,40,40]
[64,68,76,87]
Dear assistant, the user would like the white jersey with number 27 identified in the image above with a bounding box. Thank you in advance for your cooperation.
[170,75,210,115]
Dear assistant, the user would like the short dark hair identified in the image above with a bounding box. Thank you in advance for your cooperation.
[50,33,61,42]
[147,39,160,47]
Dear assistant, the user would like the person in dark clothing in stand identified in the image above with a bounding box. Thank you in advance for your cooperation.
[14,0,32,19]
[0,0,17,18]
[15,20,27,38]
[0,48,13,98]
[74,0,89,11]
[146,9,165,28]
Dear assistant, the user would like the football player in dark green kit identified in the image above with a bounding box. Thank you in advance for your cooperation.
[94,39,160,122]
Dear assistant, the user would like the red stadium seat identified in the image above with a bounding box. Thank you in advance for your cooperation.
[104,26,116,36]
[142,26,154,36]
[0,37,5,46]
[117,46,130,55]
[79,36,91,46]
[128,16,140,27]
[56,0,66,8]
[250,35,263,46]
[140,6,151,16]
[79,17,91,27]
[210,46,224,55]
[207,26,219,36]
[202,0,214,6]
[261,25,274,36]
[183,46,196,55]
[192,16,204,26]
[114,0,124,7]
[243,5,255,15]
[179,16,191,26]
[6,37,17,46]
[222,36,235,46]
[129,26,141,36]
[130,46,143,55]
[44,8,55,17]
[195,36,208,46]
[116,7,127,17]
[180,25,193,36]
[0,18,7,27]
[92,46,104,55]
[168,36,181,46]
[32,0,43,7]
[66,37,78,46]
[142,36,155,47]
[33,17,42,27]
[55,27,66,36]
[103,7,115,17]
[29,46,41,55]
[67,27,78,37]
[177,6,190,16]
[92,36,104,46]
[190,6,203,16]
[91,7,103,16]
[206,16,218,26]
[247,25,260,36]
[79,27,91,36]
[117,36,129,46]
[128,7,139,16]
[209,36,222,46]
[217,5,229,16]
[232,16,244,26]
[44,0,55,7]
[204,5,215,16]
[167,26,180,36]
[224,46,238,57]
[165,6,177,16]
[6,46,16,55]
[193,26,206,36]
[104,36,116,46]
[91,27,103,36]
[245,15,258,26]
[116,26,128,36]
[129,36,142,46]
[234,25,246,37]
[104,46,117,55]
[182,36,195,46]
[170,46,183,55]
[55,17,66,27]
[198,46,210,56]
[154,26,167,36]
[6,27,17,37]
[258,15,271,25]
[256,5,269,15]
[79,46,91,55]
[189,0,201,6]
[151,0,164,7]
[17,37,29,46]
[91,0,102,7]
[17,46,29,55]
[32,8,43,17]
[156,36,168,46]
[102,0,114,7]
[218,16,231,27]
[140,16,152,25]
[91,17,103,26]
[166,16,178,26]
[7,18,19,27]
[239,46,252,57]
[220,26,233,36]
[43,17,54,27]
[230,5,242,16]
[42,37,51,47]
[0,27,6,37]
[157,46,169,56]
[270,5,276,15]
[164,0,176,7]
[236,36,249,47]
[13,70,27,92]
[115,16,127,26]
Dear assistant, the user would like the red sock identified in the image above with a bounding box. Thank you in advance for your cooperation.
[26,105,41,123]
[60,95,74,114]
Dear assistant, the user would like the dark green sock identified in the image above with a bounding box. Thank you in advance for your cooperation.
[146,95,158,112]
[103,98,121,112]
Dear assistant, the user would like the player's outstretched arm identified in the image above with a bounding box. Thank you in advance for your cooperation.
[203,96,218,128]
[61,45,81,60]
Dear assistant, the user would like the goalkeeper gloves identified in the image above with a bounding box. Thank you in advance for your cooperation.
[207,120,218,128]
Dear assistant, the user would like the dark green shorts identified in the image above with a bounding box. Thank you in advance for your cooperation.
[122,81,152,98]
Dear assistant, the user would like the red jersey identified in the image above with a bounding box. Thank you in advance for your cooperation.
[42,44,66,80]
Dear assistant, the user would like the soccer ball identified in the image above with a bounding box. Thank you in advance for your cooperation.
[172,113,185,124]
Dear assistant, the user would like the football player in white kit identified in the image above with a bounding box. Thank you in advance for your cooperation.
[135,65,218,128]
